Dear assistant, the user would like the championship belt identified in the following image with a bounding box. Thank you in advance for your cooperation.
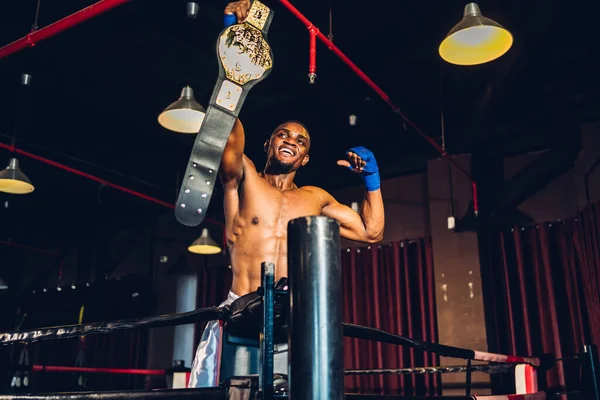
[175,1,274,226]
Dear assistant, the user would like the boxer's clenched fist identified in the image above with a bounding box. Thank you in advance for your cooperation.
[337,146,380,191]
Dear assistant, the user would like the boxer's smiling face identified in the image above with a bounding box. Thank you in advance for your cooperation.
[264,122,310,174]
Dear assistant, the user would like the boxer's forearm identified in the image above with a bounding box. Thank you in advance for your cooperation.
[360,188,385,242]
[220,118,245,186]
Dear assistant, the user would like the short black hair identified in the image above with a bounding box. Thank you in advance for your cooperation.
[272,120,311,140]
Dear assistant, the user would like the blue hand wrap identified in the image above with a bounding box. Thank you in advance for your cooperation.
[347,146,380,191]
[224,14,237,27]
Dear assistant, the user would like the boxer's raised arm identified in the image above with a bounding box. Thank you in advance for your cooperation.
[321,146,385,243]
[220,118,245,188]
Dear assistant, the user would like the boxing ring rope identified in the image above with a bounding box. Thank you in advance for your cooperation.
[344,364,516,376]
[21,364,535,383]
[30,366,165,376]
[0,392,549,400]
[342,323,542,367]
[0,308,542,369]
[0,389,226,400]
[0,307,223,345]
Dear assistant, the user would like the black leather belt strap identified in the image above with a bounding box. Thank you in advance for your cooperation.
[175,0,274,226]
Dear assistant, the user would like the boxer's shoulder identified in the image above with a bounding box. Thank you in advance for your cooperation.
[299,185,325,193]
[298,185,334,204]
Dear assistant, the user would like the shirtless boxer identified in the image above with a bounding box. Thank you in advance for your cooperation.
[188,1,385,388]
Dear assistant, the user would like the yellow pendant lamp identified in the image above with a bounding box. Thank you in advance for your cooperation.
[158,86,206,133]
[0,158,34,194]
[0,74,35,195]
[439,3,513,66]
[188,228,221,255]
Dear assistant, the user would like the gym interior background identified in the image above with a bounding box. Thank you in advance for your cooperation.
[0,0,598,395]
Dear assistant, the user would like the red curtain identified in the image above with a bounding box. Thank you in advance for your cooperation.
[195,262,232,310]
[571,202,600,347]
[342,238,440,396]
[488,201,600,393]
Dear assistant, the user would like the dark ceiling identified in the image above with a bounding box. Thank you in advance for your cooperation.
[0,0,598,241]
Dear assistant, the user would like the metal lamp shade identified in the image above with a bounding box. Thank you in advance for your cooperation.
[0,277,8,290]
[439,3,513,66]
[188,228,221,255]
[0,158,34,194]
[158,86,206,133]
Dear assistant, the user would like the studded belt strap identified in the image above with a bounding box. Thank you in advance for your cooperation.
[175,0,274,226]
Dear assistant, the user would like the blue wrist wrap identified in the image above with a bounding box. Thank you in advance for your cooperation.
[348,146,380,191]
[224,14,237,27]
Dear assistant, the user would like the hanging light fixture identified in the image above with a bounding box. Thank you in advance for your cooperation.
[0,74,35,194]
[0,277,8,290]
[158,86,207,133]
[188,228,221,255]
[439,3,513,66]
[0,158,34,194]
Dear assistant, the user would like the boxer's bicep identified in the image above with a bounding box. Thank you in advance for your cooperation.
[321,195,377,243]
[220,118,245,187]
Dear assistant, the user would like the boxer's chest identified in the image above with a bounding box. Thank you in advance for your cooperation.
[240,181,322,228]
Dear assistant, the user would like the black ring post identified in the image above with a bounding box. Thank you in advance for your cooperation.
[288,216,344,400]
[260,262,275,400]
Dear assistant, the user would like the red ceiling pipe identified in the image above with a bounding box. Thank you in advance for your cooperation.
[279,0,479,215]
[0,0,131,60]
[0,240,59,256]
[472,181,479,216]
[308,26,318,83]
[0,143,224,228]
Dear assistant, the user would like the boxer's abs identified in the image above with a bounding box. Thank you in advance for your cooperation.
[226,181,323,296]
[229,232,289,296]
